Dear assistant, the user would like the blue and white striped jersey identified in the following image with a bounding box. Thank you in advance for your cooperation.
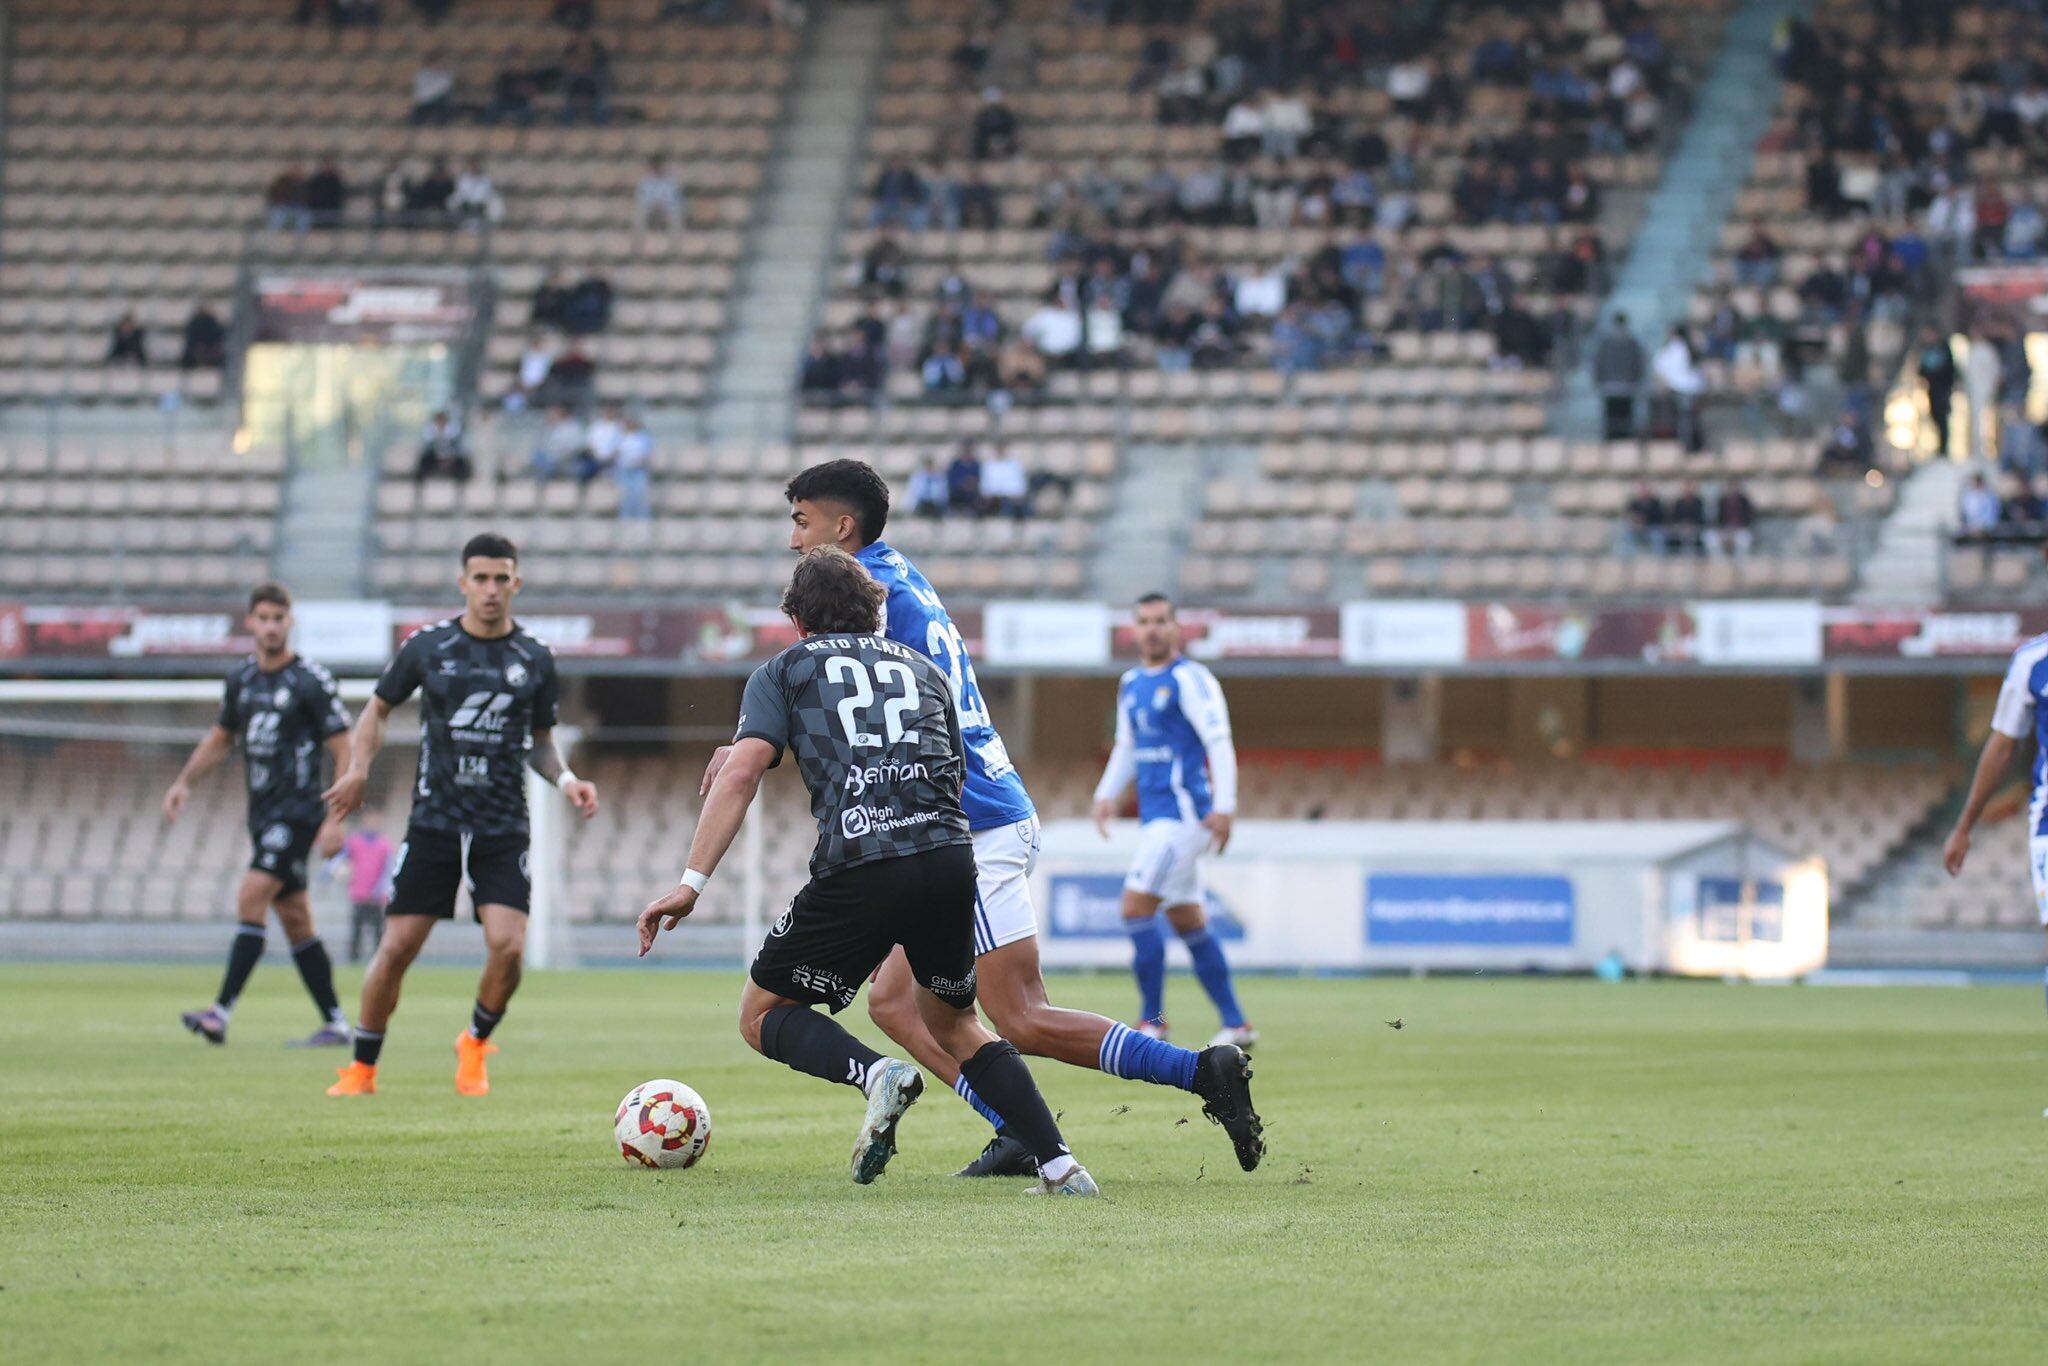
[1095,657,1238,823]
[1991,631,2048,834]
[854,539,1036,830]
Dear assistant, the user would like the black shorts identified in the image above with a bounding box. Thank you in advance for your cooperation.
[388,827,531,919]
[750,843,978,1014]
[248,819,320,896]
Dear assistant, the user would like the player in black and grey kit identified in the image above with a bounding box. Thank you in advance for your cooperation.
[637,546,1097,1194]
[165,582,355,1047]
[321,533,600,1098]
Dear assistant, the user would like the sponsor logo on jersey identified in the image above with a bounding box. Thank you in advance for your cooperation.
[841,759,931,798]
[840,804,943,839]
[788,965,853,1007]
[448,691,517,740]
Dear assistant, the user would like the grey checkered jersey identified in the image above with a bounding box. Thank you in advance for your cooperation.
[218,655,352,833]
[374,619,560,836]
[736,633,972,881]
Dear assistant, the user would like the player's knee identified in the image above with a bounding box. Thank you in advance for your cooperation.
[485,922,526,963]
[1163,903,1206,936]
[275,904,313,941]
[737,1000,769,1054]
[866,984,917,1038]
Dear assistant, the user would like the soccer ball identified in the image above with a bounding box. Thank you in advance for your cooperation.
[614,1079,712,1170]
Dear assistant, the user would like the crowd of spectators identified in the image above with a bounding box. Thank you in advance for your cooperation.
[102,304,231,371]
[1622,478,1758,557]
[263,157,505,231]
[408,33,616,128]
[905,442,1072,520]
[412,400,656,518]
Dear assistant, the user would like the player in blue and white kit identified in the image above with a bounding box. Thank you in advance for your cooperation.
[1946,631,2048,1067]
[1093,593,1256,1050]
[698,461,1263,1177]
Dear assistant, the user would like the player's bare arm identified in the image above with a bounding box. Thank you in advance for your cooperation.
[1202,810,1234,853]
[1945,730,2019,876]
[530,728,600,819]
[638,738,775,955]
[324,695,393,820]
[310,732,354,857]
[697,744,735,796]
[164,724,234,822]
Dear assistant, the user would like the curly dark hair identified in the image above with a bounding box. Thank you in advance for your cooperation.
[780,546,886,635]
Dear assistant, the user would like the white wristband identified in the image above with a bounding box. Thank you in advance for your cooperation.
[555,769,580,792]
[679,868,710,894]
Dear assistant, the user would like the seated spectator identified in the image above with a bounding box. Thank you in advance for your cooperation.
[799,336,842,397]
[908,457,949,517]
[945,442,982,515]
[1818,409,1876,475]
[107,312,148,367]
[1999,472,2044,527]
[531,405,593,482]
[1667,480,1707,555]
[507,332,557,413]
[265,162,311,233]
[953,164,1000,230]
[860,234,907,298]
[636,157,686,233]
[1734,224,1781,286]
[585,402,626,479]
[921,343,969,397]
[486,62,539,126]
[560,35,612,125]
[996,335,1048,395]
[1624,481,1665,554]
[543,338,597,407]
[415,410,471,482]
[560,268,614,335]
[2006,197,2045,260]
[532,267,571,331]
[1707,481,1756,557]
[1222,97,1265,162]
[410,55,456,125]
[614,415,654,519]
[871,160,930,230]
[179,304,226,370]
[449,161,504,228]
[405,158,457,224]
[304,157,347,228]
[372,158,412,229]
[972,88,1018,160]
[1261,90,1313,159]
[979,445,1029,517]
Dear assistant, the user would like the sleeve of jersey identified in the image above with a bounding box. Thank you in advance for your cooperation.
[534,650,562,731]
[305,665,351,739]
[1991,647,2040,739]
[1177,663,1238,814]
[1092,689,1139,804]
[216,672,239,732]
[373,633,426,707]
[732,661,788,767]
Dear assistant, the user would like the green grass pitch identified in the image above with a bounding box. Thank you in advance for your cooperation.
[4,963,2048,1363]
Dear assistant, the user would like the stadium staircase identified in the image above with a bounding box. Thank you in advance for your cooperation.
[703,1,889,446]
[272,465,374,597]
[1559,0,1815,436]
[1852,462,1960,605]
[1091,443,1236,599]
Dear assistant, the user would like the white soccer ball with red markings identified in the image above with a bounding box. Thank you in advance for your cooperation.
[615,1079,712,1170]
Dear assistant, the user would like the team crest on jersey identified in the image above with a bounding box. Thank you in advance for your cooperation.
[1153,685,1172,709]
[261,823,293,851]
[274,687,291,709]
[504,661,529,687]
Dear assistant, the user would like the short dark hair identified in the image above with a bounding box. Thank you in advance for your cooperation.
[1135,592,1174,612]
[462,532,519,565]
[781,546,886,636]
[248,581,292,613]
[785,459,890,546]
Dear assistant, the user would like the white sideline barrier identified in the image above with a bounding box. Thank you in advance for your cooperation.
[1032,820,1828,979]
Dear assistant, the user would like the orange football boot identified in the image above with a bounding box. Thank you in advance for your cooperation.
[455,1031,499,1096]
[327,1062,377,1096]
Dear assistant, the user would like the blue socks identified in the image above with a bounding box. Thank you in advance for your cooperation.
[1181,927,1246,1029]
[1127,915,1167,1024]
[1099,1021,1200,1091]
[953,1074,1005,1131]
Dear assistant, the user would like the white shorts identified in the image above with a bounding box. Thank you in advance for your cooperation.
[970,816,1041,956]
[2030,836,2048,926]
[1125,818,1210,907]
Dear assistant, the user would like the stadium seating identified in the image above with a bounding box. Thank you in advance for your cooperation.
[0,0,792,408]
[0,740,1973,928]
[0,428,281,596]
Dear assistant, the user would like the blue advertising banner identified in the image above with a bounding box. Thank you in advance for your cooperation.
[1365,873,1576,946]
[1046,874,1245,940]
